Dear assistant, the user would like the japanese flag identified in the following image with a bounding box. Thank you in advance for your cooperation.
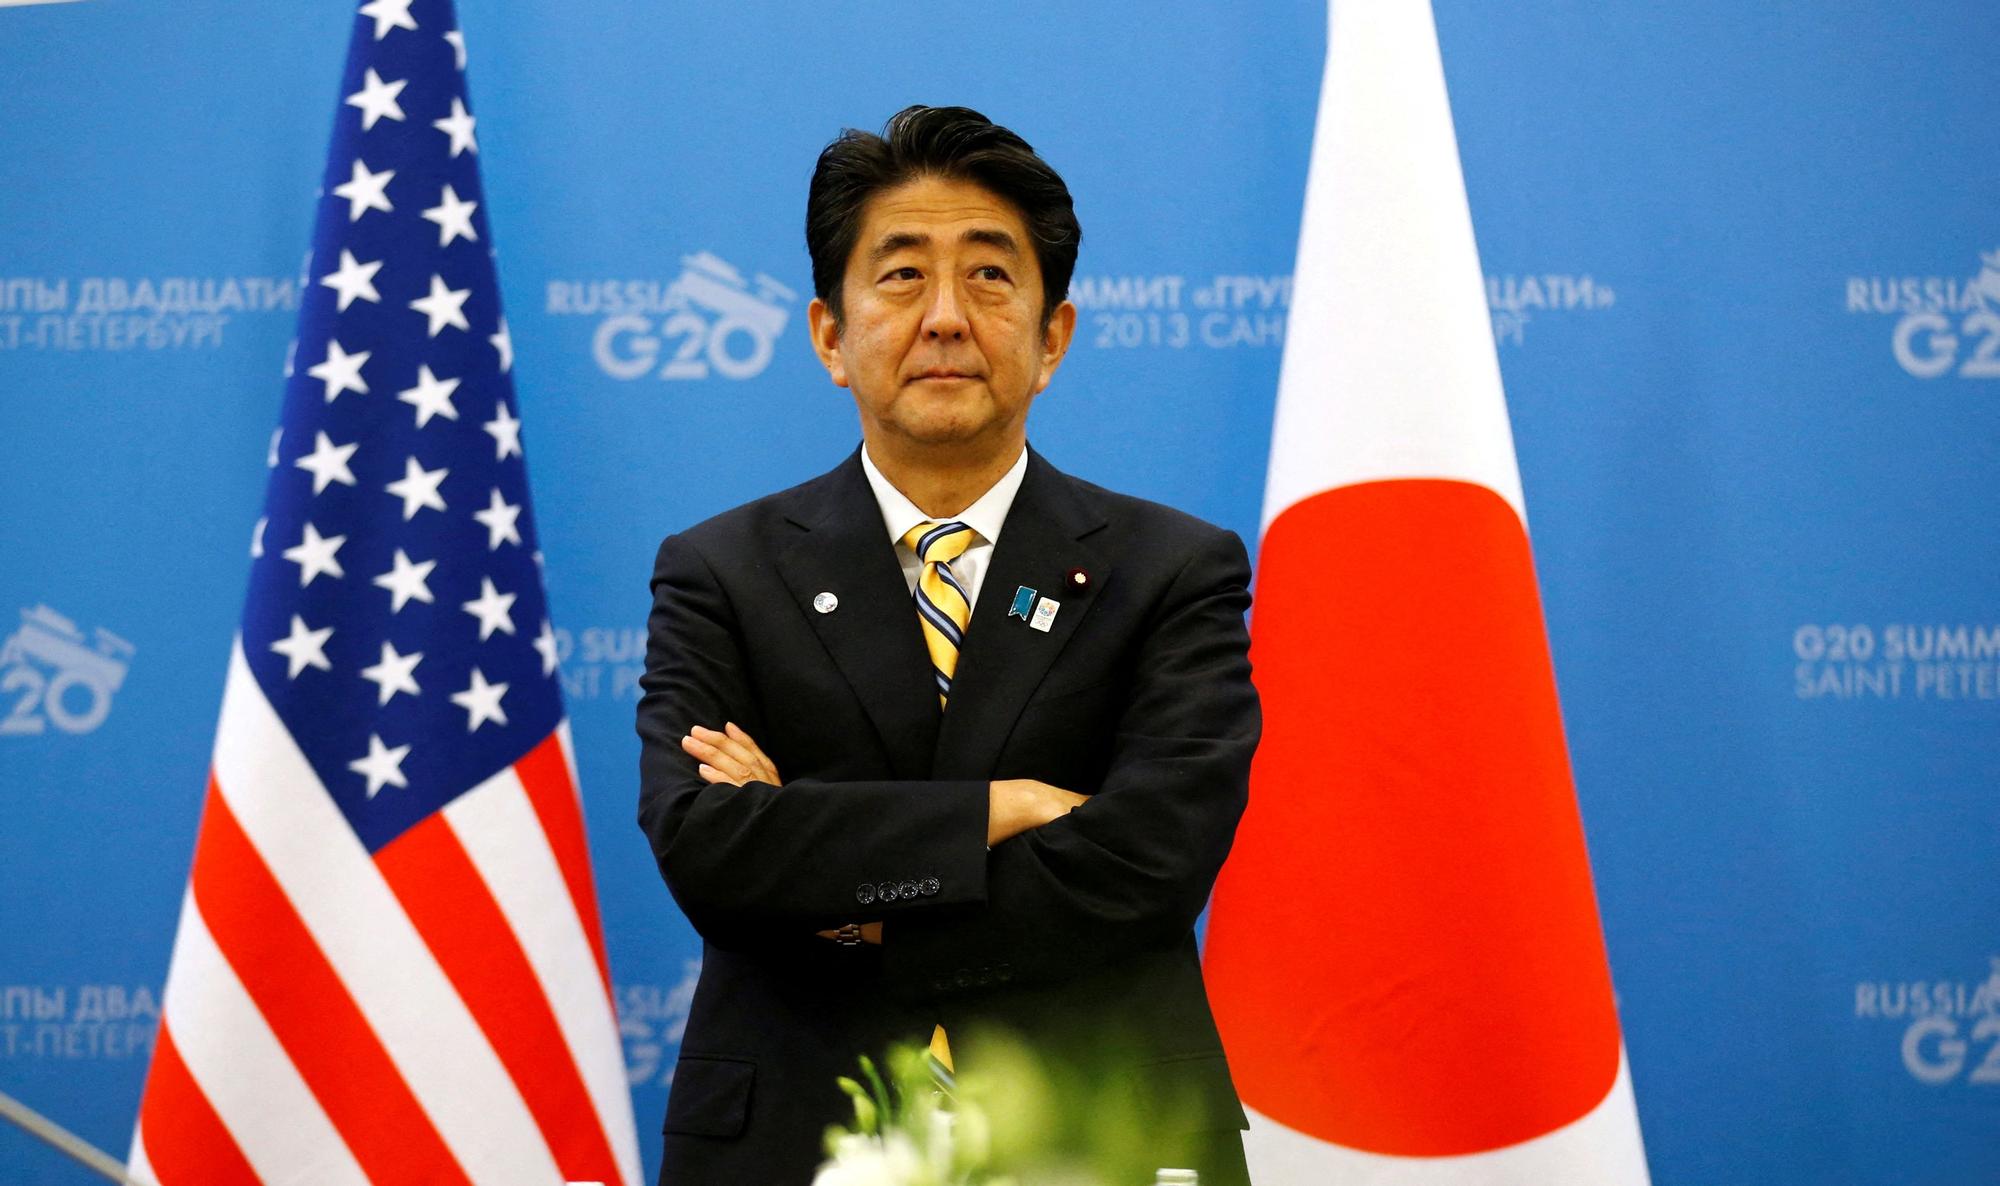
[1201,1,1651,1181]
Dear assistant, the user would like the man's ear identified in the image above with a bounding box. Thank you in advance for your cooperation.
[1031,299,1078,396]
[806,298,849,389]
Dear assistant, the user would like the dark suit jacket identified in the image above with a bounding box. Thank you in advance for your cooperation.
[636,445,1260,1184]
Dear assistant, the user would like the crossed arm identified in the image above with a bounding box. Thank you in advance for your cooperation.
[638,526,1256,992]
[678,722,1088,944]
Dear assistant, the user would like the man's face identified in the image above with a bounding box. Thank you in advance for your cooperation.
[809,174,1076,457]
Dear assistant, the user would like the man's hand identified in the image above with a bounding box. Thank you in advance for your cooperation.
[987,779,1089,846]
[813,921,884,945]
[682,722,782,787]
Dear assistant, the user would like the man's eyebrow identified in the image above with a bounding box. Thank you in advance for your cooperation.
[963,227,1020,255]
[865,227,1022,265]
[867,232,929,264]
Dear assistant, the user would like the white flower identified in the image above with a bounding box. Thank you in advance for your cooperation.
[812,1131,930,1186]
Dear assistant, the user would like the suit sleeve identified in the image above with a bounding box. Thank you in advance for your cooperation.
[635,532,991,950]
[881,526,1260,997]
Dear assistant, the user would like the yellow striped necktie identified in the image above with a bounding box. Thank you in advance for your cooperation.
[903,520,974,1095]
[902,520,976,708]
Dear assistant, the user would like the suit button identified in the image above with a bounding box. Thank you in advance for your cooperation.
[856,884,876,905]
[920,877,940,897]
[878,881,899,902]
[897,879,919,900]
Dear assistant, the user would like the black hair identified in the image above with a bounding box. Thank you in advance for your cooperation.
[806,105,1080,328]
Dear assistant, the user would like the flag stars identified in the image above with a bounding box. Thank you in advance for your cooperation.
[307,339,371,402]
[359,640,423,706]
[271,615,334,679]
[373,548,437,612]
[356,0,417,40]
[397,365,461,428]
[320,249,383,312]
[386,456,449,520]
[331,158,394,221]
[473,488,522,550]
[533,619,559,677]
[348,733,411,798]
[461,577,516,640]
[421,184,478,247]
[282,522,347,587]
[432,96,478,157]
[451,668,509,732]
[484,401,522,460]
[295,430,359,494]
[443,28,466,70]
[410,274,472,337]
[344,68,407,131]
[488,316,513,373]
[250,517,267,559]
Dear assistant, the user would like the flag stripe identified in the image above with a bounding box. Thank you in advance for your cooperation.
[191,779,470,1186]
[210,644,566,1184]
[514,730,613,996]
[135,1026,261,1186]
[378,804,623,1186]
[448,766,643,1186]
[150,888,367,1186]
[126,1132,156,1186]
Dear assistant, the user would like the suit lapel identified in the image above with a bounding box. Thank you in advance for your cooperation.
[933,449,1110,780]
[774,451,941,780]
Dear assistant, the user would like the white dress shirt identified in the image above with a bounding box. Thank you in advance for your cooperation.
[860,443,1028,618]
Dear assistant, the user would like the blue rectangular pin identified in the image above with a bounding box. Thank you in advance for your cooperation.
[1008,585,1038,620]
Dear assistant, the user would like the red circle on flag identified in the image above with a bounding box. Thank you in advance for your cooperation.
[1205,479,1622,1156]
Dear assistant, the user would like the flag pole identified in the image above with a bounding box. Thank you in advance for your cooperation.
[0,1088,147,1185]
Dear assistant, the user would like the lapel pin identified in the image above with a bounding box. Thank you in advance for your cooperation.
[1030,597,1061,633]
[813,591,838,614]
[1008,585,1038,620]
[1065,567,1090,592]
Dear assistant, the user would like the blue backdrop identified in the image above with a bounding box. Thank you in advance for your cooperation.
[3,2,1997,1183]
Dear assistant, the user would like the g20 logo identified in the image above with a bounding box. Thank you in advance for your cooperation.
[1902,1013,2000,1085]
[2,605,133,736]
[594,253,795,383]
[1892,309,2000,379]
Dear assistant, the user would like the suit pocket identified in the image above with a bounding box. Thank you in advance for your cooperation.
[662,1055,755,1138]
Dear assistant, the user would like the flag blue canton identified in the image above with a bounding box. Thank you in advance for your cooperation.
[239,0,561,853]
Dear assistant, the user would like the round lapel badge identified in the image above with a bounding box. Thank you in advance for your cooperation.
[813,591,838,614]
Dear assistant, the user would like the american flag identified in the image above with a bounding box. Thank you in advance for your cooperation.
[129,3,640,1183]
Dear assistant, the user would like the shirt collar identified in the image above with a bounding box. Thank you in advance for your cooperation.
[860,443,1028,549]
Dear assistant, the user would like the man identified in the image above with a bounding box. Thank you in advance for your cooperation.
[636,105,1259,1185]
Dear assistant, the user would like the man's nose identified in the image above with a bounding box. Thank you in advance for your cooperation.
[920,279,969,339]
